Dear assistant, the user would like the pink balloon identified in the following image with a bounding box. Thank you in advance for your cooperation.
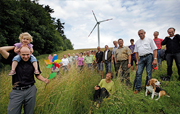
[48,55,53,63]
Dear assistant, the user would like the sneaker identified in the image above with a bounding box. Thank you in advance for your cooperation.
[96,103,100,108]
[133,90,140,94]
[34,70,40,75]
[8,70,16,76]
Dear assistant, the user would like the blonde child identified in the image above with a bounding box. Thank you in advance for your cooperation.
[8,32,39,75]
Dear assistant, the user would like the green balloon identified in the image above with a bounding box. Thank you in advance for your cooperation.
[48,72,57,79]
[46,64,53,68]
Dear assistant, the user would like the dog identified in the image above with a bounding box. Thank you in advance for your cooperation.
[145,78,170,100]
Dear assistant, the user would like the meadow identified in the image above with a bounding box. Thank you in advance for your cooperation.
[0,49,180,114]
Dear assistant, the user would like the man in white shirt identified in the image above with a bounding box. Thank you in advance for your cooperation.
[61,55,69,73]
[133,29,157,94]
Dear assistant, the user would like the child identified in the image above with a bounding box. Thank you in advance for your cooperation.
[8,32,39,75]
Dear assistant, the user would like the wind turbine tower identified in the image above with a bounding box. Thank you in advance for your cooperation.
[88,10,113,47]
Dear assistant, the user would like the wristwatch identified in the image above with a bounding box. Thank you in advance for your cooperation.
[128,63,131,64]
[154,58,157,60]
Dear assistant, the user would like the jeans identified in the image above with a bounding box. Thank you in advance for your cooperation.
[105,61,111,74]
[13,54,37,63]
[135,54,153,91]
[97,63,103,71]
[157,49,162,71]
[166,53,180,77]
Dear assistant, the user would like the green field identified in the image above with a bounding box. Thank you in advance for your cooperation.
[0,49,180,114]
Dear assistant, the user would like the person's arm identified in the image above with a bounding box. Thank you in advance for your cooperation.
[152,49,157,65]
[135,52,139,65]
[30,48,33,54]
[36,74,50,84]
[14,47,20,53]
[0,46,14,59]
[161,37,168,45]
[128,55,131,68]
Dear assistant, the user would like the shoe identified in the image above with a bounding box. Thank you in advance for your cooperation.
[34,70,40,74]
[8,70,16,76]
[161,76,170,81]
[133,90,140,94]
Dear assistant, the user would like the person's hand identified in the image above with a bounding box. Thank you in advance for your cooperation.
[94,86,99,90]
[111,60,113,64]
[136,61,138,65]
[152,59,157,66]
[44,78,50,84]
[128,64,131,68]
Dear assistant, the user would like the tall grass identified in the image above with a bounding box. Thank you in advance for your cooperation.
[0,49,180,114]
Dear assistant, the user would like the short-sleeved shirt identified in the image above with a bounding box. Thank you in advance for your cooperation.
[98,79,115,94]
[5,53,41,87]
[129,45,136,60]
[114,46,132,61]
[84,55,94,64]
[153,38,163,49]
[134,37,157,56]
[67,56,73,65]
[62,58,69,66]
[77,57,84,66]
[96,51,103,63]
[112,46,118,55]
[14,42,33,49]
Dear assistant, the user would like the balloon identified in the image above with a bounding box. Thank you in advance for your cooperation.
[48,55,53,63]
[44,59,51,65]
[52,55,58,62]
[48,72,57,79]
[46,64,53,68]
[54,59,62,63]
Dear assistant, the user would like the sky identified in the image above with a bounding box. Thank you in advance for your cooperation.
[38,0,180,49]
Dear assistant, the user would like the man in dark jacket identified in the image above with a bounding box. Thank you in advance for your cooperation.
[103,45,112,74]
[161,27,180,81]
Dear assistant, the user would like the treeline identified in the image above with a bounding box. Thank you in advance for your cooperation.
[0,0,73,56]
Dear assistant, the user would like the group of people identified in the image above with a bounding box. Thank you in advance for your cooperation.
[0,27,180,113]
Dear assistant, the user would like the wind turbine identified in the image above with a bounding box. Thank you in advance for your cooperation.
[88,10,113,47]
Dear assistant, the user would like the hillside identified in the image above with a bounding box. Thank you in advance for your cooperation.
[0,49,180,114]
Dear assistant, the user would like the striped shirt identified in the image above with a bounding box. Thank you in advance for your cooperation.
[114,46,132,61]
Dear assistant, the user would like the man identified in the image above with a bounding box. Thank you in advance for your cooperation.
[84,51,94,69]
[112,41,118,72]
[67,53,73,67]
[0,46,49,114]
[95,47,104,78]
[161,27,180,81]
[153,31,163,71]
[114,39,132,86]
[61,55,69,73]
[134,29,157,94]
[129,39,137,71]
[103,45,112,74]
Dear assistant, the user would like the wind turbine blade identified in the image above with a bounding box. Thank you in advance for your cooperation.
[92,10,98,22]
[99,18,113,23]
[88,23,98,37]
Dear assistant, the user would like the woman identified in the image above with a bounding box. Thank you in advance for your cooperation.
[76,52,84,71]
[93,72,115,108]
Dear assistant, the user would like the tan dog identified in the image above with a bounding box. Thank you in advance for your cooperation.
[145,79,170,100]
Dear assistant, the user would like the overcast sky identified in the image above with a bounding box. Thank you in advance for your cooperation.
[38,0,180,49]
